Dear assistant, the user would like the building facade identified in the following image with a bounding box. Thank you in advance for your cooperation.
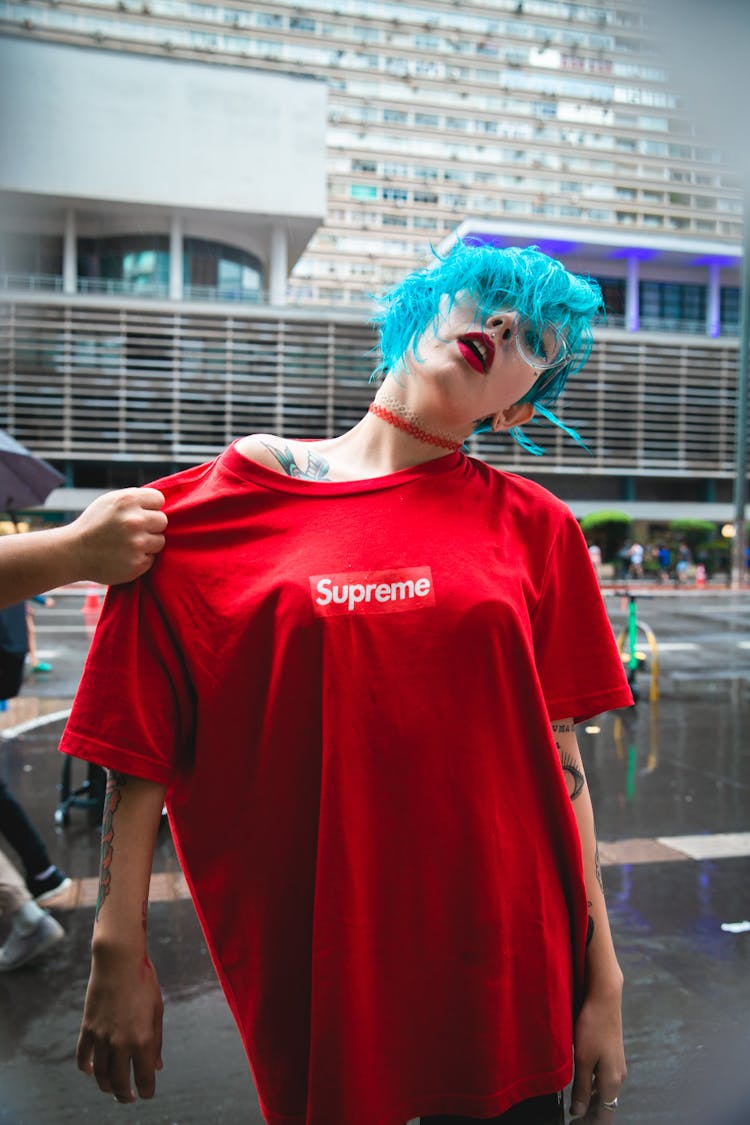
[0,1,746,530]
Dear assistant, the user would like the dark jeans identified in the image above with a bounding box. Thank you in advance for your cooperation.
[420,1092,564,1125]
[0,651,25,702]
[0,775,50,879]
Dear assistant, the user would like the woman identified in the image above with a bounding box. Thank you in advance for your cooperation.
[62,244,632,1124]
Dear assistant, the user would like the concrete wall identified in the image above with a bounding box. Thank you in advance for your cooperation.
[0,37,327,221]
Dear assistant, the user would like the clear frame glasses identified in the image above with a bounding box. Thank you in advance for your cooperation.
[488,312,570,398]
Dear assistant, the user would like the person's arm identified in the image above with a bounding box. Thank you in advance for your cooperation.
[0,487,167,609]
[551,718,627,1119]
[76,770,167,1102]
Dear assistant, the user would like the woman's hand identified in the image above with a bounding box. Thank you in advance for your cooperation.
[76,946,164,1102]
[570,979,626,1118]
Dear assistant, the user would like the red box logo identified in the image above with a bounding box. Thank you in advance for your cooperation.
[309,567,435,617]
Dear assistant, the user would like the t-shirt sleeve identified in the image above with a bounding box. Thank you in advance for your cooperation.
[59,577,195,786]
[531,511,633,723]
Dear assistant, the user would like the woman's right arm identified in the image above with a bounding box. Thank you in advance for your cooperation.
[76,770,167,1103]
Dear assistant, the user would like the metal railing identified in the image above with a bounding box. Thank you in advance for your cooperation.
[0,273,64,293]
[0,293,741,479]
[0,276,741,335]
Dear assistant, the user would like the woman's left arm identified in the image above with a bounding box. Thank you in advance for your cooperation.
[551,718,627,1119]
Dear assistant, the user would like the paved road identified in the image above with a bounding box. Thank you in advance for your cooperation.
[1,589,749,1124]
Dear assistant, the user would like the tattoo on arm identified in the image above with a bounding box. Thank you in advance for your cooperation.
[96,770,128,922]
[561,752,585,800]
[551,721,585,801]
[260,440,330,481]
[551,721,574,734]
[594,840,604,894]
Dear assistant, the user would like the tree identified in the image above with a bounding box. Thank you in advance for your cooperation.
[668,518,717,559]
[579,510,633,562]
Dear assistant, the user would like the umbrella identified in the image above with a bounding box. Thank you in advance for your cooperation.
[0,428,64,512]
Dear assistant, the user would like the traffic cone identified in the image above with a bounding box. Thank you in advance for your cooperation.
[82,586,102,633]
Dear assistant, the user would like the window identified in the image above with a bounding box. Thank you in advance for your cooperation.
[384,109,408,123]
[350,184,378,200]
[414,191,438,204]
[721,287,740,329]
[352,159,377,173]
[0,232,62,277]
[640,281,707,326]
[415,113,439,127]
[383,188,408,201]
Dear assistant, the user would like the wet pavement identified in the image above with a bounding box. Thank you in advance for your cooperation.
[1,587,750,1124]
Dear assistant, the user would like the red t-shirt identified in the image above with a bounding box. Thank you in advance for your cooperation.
[61,443,632,1125]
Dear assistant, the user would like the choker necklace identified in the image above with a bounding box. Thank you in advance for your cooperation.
[368,401,463,453]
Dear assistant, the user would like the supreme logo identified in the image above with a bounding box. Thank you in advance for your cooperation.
[310,567,435,617]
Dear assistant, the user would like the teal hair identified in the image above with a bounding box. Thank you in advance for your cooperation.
[370,241,604,454]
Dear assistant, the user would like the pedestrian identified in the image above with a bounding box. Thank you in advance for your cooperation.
[588,541,603,581]
[676,542,691,584]
[61,243,633,1123]
[627,542,644,580]
[26,594,55,674]
[0,486,167,971]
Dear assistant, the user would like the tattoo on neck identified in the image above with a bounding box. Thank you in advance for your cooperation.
[260,440,330,481]
[96,771,129,922]
[561,752,585,800]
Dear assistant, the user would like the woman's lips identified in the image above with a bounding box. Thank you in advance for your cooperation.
[457,334,495,373]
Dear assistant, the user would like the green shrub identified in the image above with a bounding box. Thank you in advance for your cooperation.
[579,510,633,562]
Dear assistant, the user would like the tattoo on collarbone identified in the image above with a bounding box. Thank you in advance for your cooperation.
[560,752,585,800]
[260,440,330,481]
[95,771,128,922]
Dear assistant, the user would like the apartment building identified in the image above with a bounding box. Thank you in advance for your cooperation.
[0,1,745,526]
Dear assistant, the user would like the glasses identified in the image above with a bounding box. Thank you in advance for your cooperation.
[486,312,570,399]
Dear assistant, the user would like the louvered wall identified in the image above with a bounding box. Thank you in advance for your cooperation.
[0,297,739,478]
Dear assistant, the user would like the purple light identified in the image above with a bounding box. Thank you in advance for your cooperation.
[533,239,579,256]
[609,247,660,261]
[691,255,740,267]
[460,233,580,257]
[461,233,506,248]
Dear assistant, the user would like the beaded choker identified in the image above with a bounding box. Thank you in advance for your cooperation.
[367,402,463,453]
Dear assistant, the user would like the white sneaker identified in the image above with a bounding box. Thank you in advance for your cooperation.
[0,913,65,971]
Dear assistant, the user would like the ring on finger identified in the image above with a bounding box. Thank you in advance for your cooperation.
[601,1096,619,1111]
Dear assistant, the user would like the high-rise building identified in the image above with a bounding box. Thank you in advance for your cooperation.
[0,1,745,535]
[1,0,743,304]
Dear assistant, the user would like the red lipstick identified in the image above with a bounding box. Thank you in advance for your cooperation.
[457,333,495,373]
